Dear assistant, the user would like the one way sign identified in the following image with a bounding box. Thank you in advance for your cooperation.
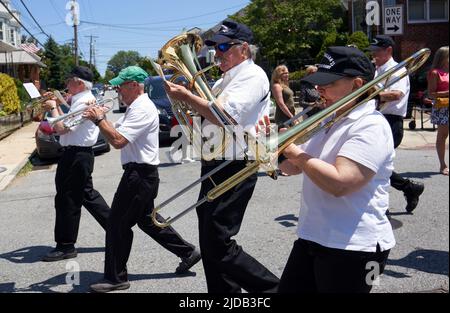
[384,5,404,36]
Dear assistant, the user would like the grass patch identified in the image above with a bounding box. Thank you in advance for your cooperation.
[17,161,34,177]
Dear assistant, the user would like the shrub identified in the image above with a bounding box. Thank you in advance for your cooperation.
[0,74,21,114]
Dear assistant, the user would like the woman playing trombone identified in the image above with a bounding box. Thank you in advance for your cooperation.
[259,46,396,293]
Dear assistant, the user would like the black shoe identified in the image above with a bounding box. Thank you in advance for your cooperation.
[42,248,77,262]
[404,180,425,213]
[90,280,130,293]
[176,248,201,274]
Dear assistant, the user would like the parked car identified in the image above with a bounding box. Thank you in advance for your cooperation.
[35,105,110,159]
[144,75,184,141]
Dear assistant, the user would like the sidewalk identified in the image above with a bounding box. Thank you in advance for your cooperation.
[0,122,39,191]
[0,118,447,192]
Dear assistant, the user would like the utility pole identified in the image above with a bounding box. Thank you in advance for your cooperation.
[71,0,80,65]
[85,35,99,70]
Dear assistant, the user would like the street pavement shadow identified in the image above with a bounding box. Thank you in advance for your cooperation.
[384,249,449,279]
[275,214,298,228]
[5,271,103,293]
[400,171,440,179]
[0,246,105,264]
[1,271,195,293]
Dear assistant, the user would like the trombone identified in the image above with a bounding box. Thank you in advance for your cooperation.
[152,48,431,228]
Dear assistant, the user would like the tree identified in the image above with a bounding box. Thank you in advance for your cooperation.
[106,51,142,76]
[138,57,158,76]
[231,0,347,71]
[41,37,64,90]
[347,31,370,52]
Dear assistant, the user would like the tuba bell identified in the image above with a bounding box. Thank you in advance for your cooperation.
[157,33,234,161]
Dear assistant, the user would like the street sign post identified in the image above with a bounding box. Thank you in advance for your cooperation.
[384,5,404,36]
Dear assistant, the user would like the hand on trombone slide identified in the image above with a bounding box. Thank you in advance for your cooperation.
[255,115,305,162]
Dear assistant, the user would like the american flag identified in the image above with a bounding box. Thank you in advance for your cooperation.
[19,43,40,54]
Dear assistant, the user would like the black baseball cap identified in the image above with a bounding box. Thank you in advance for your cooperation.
[67,66,94,83]
[301,46,375,86]
[204,19,254,46]
[368,35,395,51]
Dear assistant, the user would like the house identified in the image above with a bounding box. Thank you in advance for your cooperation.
[347,0,449,60]
[0,0,45,83]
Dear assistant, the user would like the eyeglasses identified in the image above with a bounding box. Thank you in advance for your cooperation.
[215,42,242,53]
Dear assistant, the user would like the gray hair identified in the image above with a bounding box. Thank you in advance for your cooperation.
[248,44,259,61]
[74,77,93,90]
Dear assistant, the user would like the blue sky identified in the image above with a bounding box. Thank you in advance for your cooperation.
[9,0,250,75]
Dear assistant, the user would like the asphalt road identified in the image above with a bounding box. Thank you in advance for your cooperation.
[0,96,448,293]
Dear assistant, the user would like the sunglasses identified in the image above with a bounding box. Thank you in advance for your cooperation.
[215,42,242,53]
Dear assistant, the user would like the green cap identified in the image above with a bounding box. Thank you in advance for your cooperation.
[109,66,149,86]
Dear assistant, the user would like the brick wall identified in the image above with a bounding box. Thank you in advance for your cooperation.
[395,0,449,60]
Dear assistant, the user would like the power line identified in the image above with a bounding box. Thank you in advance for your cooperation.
[0,0,59,57]
[18,0,51,39]
[79,3,246,27]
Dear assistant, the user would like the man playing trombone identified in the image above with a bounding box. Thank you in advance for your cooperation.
[41,66,111,262]
[85,66,200,293]
[165,19,280,293]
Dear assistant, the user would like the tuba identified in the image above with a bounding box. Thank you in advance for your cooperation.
[151,48,431,228]
[157,33,234,161]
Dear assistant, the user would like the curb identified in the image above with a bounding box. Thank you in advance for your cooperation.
[0,153,33,191]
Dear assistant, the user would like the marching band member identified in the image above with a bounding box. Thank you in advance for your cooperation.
[41,66,110,262]
[86,66,200,293]
[264,47,396,293]
[369,35,425,213]
[165,20,279,293]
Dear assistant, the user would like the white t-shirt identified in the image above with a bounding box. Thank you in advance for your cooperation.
[59,90,99,147]
[297,100,396,252]
[376,57,410,117]
[115,94,160,166]
[206,59,271,159]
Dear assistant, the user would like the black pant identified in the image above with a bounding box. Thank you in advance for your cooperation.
[104,163,195,283]
[196,160,280,293]
[279,239,390,293]
[54,146,110,246]
[384,114,410,191]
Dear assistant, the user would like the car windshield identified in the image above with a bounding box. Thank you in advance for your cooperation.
[148,80,167,99]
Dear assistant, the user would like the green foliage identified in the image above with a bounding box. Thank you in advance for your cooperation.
[106,51,142,76]
[13,79,31,109]
[289,70,307,81]
[0,73,21,114]
[40,37,103,89]
[316,31,348,62]
[138,57,158,76]
[347,31,370,52]
[231,0,347,71]
[103,70,116,84]
[40,37,64,90]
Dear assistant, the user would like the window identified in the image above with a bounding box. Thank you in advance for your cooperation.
[0,21,4,41]
[408,0,449,22]
[10,29,15,45]
[384,0,397,6]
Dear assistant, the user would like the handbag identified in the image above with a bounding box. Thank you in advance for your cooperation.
[434,97,449,109]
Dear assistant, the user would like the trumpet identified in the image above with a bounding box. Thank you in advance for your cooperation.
[47,97,116,129]
[151,48,431,228]
[31,90,68,122]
